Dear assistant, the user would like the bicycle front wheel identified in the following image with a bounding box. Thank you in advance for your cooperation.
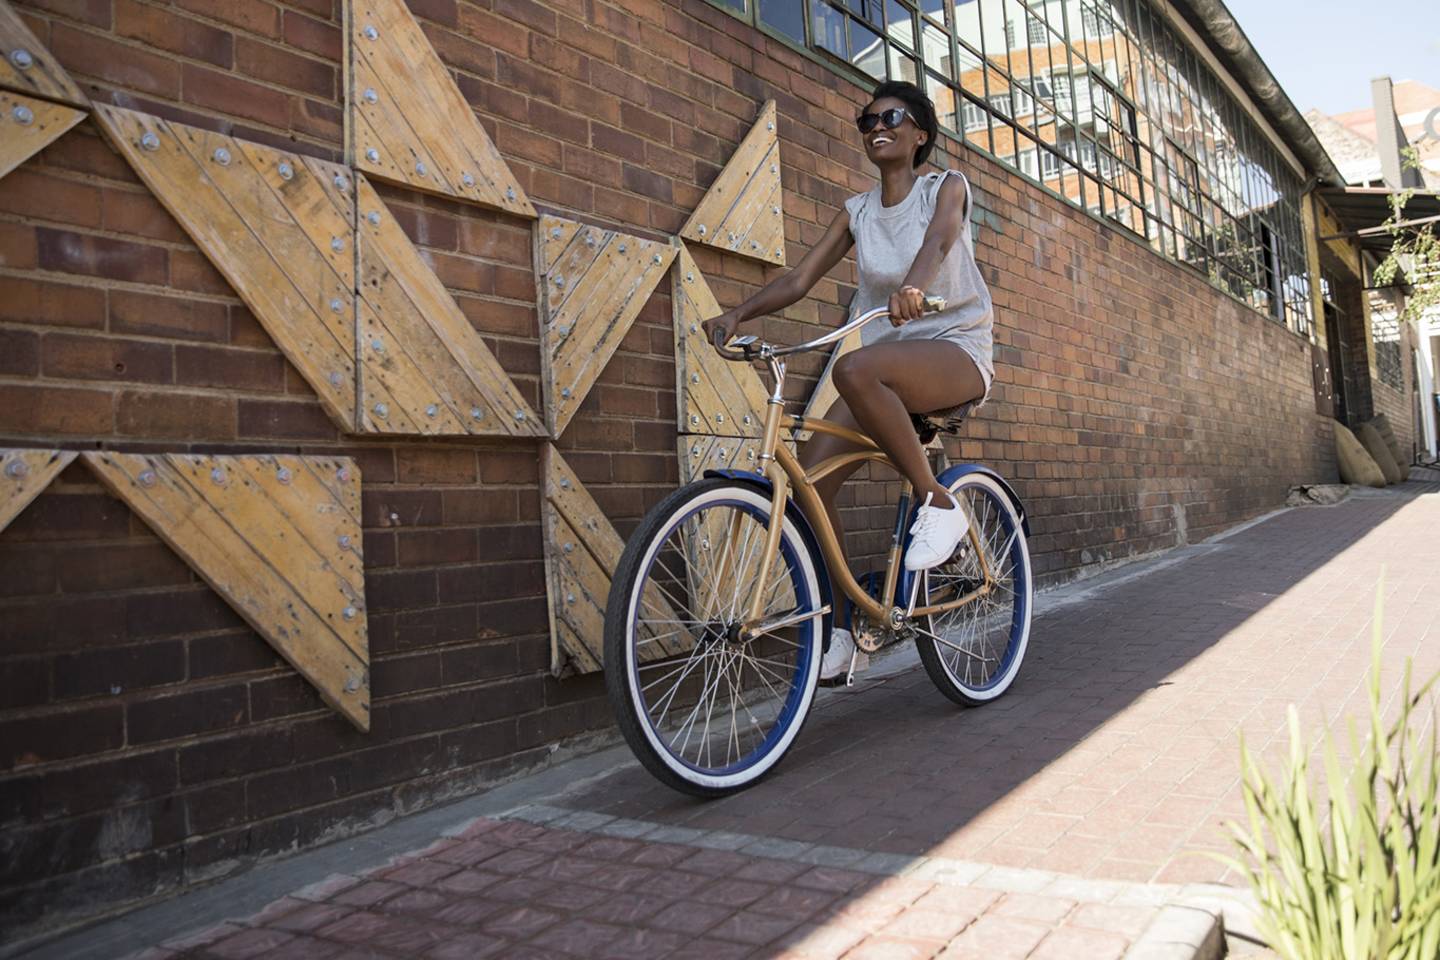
[915,472,1033,705]
[604,478,827,797]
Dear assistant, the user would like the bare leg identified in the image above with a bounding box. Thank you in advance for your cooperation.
[798,398,866,586]
[832,340,985,508]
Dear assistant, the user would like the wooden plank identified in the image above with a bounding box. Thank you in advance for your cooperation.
[347,0,535,218]
[0,448,75,532]
[535,215,676,436]
[0,90,83,179]
[83,453,370,730]
[356,173,545,437]
[672,244,769,437]
[680,100,786,266]
[0,0,86,107]
[93,105,359,433]
[542,445,689,675]
[677,435,765,484]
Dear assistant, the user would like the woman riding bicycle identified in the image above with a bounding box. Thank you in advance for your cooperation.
[703,81,996,682]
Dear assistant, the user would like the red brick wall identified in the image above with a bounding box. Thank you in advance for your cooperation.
[0,0,1335,939]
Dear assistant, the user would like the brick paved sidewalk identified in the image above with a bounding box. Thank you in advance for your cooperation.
[131,814,1220,960]
[32,471,1440,960]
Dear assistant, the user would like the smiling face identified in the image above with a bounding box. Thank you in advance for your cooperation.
[861,96,927,169]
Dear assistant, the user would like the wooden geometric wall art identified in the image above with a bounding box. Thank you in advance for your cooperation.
[0,0,87,107]
[345,0,535,218]
[535,215,677,436]
[83,452,371,731]
[356,174,545,436]
[672,244,770,438]
[680,99,786,266]
[540,445,689,676]
[95,105,362,433]
[0,448,76,533]
[1,90,84,180]
[677,435,764,484]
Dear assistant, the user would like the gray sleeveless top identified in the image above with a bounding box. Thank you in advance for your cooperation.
[844,169,995,398]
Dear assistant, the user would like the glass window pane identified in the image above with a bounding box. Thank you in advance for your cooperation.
[890,46,919,83]
[927,71,957,130]
[851,18,886,77]
[814,2,848,59]
[887,0,916,47]
[760,0,806,42]
[922,21,952,77]
[921,0,946,24]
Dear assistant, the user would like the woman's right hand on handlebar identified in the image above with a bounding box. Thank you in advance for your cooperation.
[702,310,743,350]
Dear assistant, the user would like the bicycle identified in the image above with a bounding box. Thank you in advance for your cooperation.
[604,297,1034,796]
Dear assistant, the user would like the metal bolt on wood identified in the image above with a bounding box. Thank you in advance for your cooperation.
[210,468,226,485]
[344,676,360,692]
[339,535,352,549]
[337,467,351,482]
[333,175,348,191]
[139,470,157,487]
[690,415,699,425]
[371,338,384,352]
[743,415,752,425]
[553,275,565,288]
[366,211,380,226]
[10,48,34,69]
[213,147,231,165]
[343,606,357,620]
[331,237,345,252]
[363,88,378,104]
[563,542,574,553]
[277,161,293,180]
[686,272,694,282]
[461,172,474,187]
[617,243,627,253]
[550,226,562,239]
[5,460,28,479]
[653,254,662,264]
[559,477,570,489]
[425,404,438,418]
[330,298,343,313]
[365,148,380,163]
[715,414,725,423]
[140,132,159,151]
[328,371,343,387]
[561,387,571,398]
[414,161,427,176]
[506,187,516,200]
[373,403,388,418]
[276,467,292,484]
[565,593,575,604]
[470,407,484,421]
[698,224,707,235]
[513,410,525,421]
[691,373,700,383]
[12,105,34,125]
[363,24,378,40]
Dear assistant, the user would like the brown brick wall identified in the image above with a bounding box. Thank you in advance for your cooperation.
[0,0,1335,939]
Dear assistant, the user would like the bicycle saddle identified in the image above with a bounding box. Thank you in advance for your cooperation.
[911,398,979,444]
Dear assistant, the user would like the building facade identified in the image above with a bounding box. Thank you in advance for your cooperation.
[0,0,1382,941]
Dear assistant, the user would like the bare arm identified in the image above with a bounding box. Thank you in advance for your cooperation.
[702,207,855,346]
[890,173,968,323]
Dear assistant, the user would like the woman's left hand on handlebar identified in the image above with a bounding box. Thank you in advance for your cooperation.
[888,286,926,326]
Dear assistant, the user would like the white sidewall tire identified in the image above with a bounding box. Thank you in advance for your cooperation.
[622,483,823,793]
[924,472,1032,703]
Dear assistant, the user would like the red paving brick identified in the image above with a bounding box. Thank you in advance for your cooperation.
[139,482,1439,959]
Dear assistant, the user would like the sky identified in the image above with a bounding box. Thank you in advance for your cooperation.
[1221,0,1439,115]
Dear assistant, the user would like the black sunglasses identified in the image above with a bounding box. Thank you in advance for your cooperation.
[856,106,909,134]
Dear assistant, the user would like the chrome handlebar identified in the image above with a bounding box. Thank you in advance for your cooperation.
[712,296,947,362]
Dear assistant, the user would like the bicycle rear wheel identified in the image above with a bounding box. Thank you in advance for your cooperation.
[914,472,1033,705]
[604,479,827,796]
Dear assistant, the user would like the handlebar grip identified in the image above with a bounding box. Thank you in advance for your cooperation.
[923,295,946,314]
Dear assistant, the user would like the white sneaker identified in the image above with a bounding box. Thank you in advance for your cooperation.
[904,491,969,571]
[820,627,868,681]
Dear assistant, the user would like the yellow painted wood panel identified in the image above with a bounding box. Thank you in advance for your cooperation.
[347,0,534,218]
[672,245,769,437]
[83,452,370,731]
[0,91,83,179]
[94,105,360,433]
[680,100,786,266]
[541,445,689,675]
[355,173,544,437]
[535,216,676,436]
[0,1,86,107]
[0,448,75,532]
[677,436,764,484]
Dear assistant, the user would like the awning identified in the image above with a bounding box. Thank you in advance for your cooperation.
[1317,186,1440,260]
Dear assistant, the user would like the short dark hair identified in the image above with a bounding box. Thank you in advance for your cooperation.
[867,80,939,169]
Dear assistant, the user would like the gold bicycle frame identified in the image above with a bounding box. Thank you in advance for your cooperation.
[730,329,997,640]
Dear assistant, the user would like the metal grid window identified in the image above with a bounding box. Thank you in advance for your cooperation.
[1368,295,1405,391]
[708,0,1315,336]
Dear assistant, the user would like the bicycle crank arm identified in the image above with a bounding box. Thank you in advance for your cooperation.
[740,605,831,641]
